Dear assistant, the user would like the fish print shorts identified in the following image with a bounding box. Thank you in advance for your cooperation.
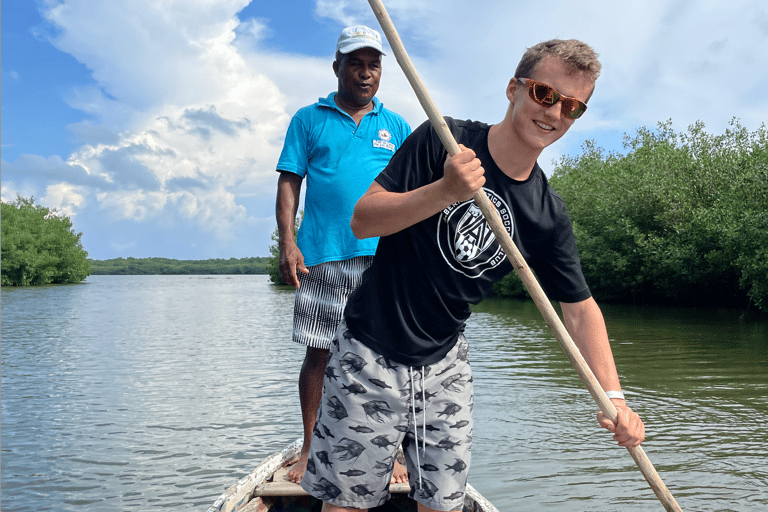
[292,256,373,350]
[300,319,474,511]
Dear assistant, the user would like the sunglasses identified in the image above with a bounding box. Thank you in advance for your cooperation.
[517,78,588,120]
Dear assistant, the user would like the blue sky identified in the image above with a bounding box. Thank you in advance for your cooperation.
[3,0,767,260]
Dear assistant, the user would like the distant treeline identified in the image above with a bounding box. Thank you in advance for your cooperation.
[89,257,270,275]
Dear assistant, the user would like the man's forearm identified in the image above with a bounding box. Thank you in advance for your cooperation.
[275,172,302,245]
[351,181,455,239]
[561,297,622,393]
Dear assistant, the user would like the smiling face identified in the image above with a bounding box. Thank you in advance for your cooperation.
[507,56,594,151]
[333,47,382,110]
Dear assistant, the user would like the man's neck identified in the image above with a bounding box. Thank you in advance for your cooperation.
[487,122,541,181]
[334,94,374,126]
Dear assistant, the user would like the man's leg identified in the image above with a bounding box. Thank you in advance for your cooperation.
[287,345,329,483]
[287,343,407,485]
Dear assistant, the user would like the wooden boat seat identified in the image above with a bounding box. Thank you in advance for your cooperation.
[254,462,410,497]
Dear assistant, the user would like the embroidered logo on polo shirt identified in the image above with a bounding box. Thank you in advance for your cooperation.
[436,187,514,278]
[373,129,396,152]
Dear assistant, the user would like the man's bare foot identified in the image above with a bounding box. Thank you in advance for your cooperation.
[391,460,409,484]
[286,452,309,484]
[287,453,408,485]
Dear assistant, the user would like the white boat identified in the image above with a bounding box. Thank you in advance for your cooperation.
[206,439,499,512]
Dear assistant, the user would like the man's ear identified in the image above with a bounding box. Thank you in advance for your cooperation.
[506,77,518,103]
[332,59,339,77]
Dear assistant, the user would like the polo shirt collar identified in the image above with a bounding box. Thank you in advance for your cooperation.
[320,92,382,115]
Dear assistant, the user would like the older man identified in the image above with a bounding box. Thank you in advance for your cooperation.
[275,25,411,484]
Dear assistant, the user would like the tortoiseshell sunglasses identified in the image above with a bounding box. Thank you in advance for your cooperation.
[517,78,588,120]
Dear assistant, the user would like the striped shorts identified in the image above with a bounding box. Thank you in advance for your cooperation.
[292,256,374,350]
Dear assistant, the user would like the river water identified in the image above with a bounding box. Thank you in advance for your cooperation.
[2,275,766,511]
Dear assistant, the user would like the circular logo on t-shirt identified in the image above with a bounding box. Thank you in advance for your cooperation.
[378,129,392,141]
[436,188,513,278]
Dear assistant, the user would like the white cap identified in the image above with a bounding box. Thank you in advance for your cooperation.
[336,25,385,55]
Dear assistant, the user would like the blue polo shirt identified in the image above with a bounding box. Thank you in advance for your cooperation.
[276,92,411,267]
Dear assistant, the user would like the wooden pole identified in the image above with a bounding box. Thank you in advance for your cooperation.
[366,1,683,510]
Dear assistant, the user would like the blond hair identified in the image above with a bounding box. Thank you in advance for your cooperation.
[514,39,601,83]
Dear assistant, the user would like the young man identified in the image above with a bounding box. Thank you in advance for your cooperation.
[300,39,646,512]
[275,25,411,484]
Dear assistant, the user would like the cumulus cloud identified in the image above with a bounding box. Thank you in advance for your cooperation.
[13,0,296,246]
[42,183,87,218]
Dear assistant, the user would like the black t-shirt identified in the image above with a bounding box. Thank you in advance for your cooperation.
[344,118,591,366]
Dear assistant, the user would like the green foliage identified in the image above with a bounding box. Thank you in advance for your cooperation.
[490,271,529,299]
[1,196,91,286]
[89,257,270,275]
[549,119,768,311]
[267,210,303,285]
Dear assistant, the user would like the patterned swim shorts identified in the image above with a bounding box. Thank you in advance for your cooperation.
[300,319,474,511]
[292,256,373,350]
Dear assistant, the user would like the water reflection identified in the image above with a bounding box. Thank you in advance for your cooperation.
[1,276,766,511]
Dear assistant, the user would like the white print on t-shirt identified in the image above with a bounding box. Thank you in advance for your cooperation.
[436,187,513,278]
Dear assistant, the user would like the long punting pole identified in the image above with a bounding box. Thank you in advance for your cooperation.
[366,1,683,511]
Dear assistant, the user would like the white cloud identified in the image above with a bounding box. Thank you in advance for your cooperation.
[95,189,167,222]
[170,185,254,237]
[42,183,87,218]
[45,1,250,110]
[30,0,293,248]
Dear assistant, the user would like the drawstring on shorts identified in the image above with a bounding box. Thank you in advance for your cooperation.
[409,366,427,489]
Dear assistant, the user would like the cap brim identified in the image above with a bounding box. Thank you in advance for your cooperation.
[338,42,385,55]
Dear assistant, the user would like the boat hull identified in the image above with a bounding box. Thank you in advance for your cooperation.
[206,439,498,512]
